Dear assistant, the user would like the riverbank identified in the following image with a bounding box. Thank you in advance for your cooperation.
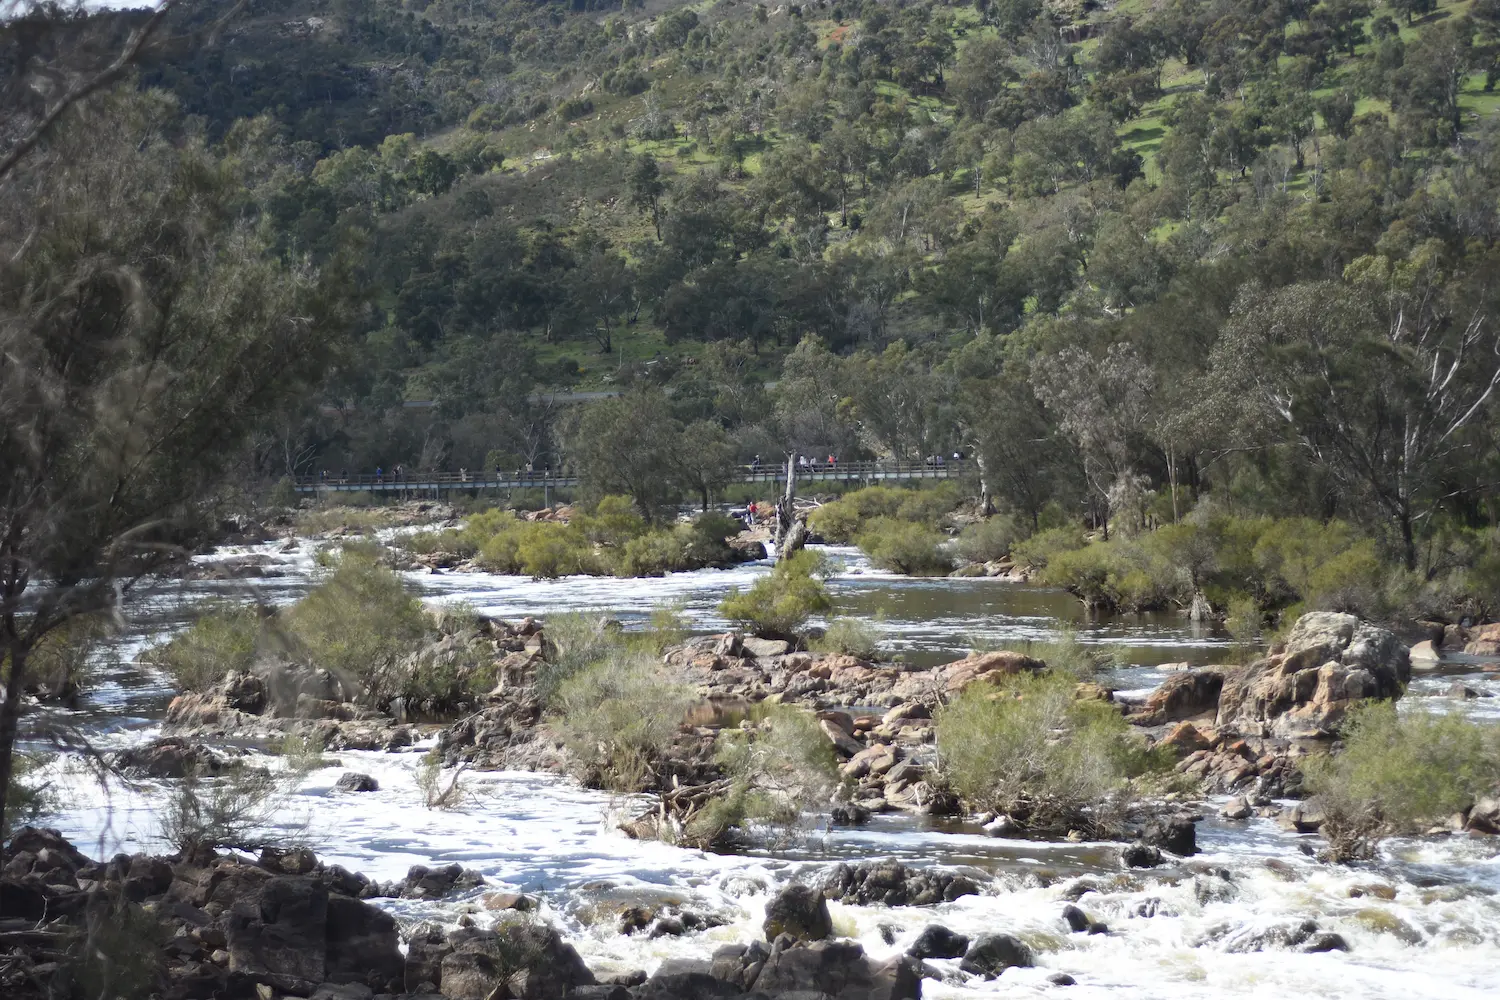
[13,535,1500,1000]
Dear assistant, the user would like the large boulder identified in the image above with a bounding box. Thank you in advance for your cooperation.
[325,893,404,987]
[752,938,920,999]
[1133,670,1223,725]
[822,862,980,907]
[1463,622,1500,656]
[938,651,1045,693]
[958,933,1033,979]
[438,923,594,1000]
[223,876,330,987]
[762,883,832,942]
[1216,613,1409,738]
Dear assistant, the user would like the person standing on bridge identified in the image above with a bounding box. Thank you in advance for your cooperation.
[376,466,383,483]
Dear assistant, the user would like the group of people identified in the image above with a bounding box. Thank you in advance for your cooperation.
[748,454,838,471]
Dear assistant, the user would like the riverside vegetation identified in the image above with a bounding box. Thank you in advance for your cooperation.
[6,0,1500,996]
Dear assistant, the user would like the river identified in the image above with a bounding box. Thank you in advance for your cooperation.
[31,538,1500,999]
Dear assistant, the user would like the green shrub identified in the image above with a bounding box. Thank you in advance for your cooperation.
[268,476,300,509]
[680,511,744,565]
[611,530,688,577]
[3,752,54,839]
[955,514,1024,564]
[895,481,962,525]
[691,704,840,846]
[812,616,883,660]
[573,495,648,548]
[514,525,594,578]
[1027,625,1106,679]
[158,762,288,852]
[935,671,1169,833]
[719,550,833,638]
[286,551,428,689]
[857,518,954,575]
[1011,526,1086,572]
[809,485,960,543]
[1304,703,1500,861]
[536,612,625,705]
[144,603,263,692]
[550,651,694,792]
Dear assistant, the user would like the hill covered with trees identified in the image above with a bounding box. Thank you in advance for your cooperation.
[36,0,1500,615]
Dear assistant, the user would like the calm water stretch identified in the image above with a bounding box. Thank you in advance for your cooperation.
[35,537,1500,999]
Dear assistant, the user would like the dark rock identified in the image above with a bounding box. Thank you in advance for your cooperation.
[260,847,319,875]
[1121,843,1163,869]
[959,933,1033,979]
[830,802,872,826]
[762,883,832,942]
[1048,972,1077,986]
[1220,918,1320,953]
[1143,817,1197,857]
[1301,932,1350,953]
[326,894,403,988]
[754,937,921,999]
[5,827,91,872]
[400,863,486,900]
[114,737,227,779]
[821,861,981,907]
[632,969,739,999]
[907,923,969,960]
[439,950,505,1000]
[404,923,452,991]
[223,876,328,984]
[1061,904,1091,933]
[335,772,380,793]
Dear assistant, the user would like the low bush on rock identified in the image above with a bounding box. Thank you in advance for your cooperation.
[812,616,883,660]
[809,484,961,543]
[857,518,954,576]
[434,497,746,579]
[720,550,833,639]
[955,514,1025,564]
[1304,703,1500,861]
[549,650,694,792]
[144,602,264,692]
[936,671,1171,834]
[691,704,841,846]
[286,549,429,686]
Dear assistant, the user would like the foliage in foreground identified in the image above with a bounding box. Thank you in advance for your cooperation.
[158,763,290,853]
[549,650,694,793]
[719,550,833,639]
[936,671,1171,833]
[1304,703,1500,861]
[2,753,54,840]
[690,704,840,847]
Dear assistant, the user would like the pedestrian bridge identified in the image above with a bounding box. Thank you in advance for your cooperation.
[293,459,968,495]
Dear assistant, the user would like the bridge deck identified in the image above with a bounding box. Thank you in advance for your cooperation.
[294,461,967,494]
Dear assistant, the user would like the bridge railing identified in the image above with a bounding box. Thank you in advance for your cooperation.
[296,459,970,489]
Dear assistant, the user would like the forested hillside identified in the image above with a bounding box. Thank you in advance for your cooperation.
[98,0,1500,609]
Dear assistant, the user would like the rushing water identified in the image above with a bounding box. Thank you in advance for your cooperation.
[33,536,1500,999]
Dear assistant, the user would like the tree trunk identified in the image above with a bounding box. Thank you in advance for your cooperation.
[700,486,709,512]
[1400,507,1417,573]
[975,452,995,516]
[0,633,30,839]
[773,454,806,562]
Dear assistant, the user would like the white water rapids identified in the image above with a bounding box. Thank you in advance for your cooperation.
[31,537,1500,998]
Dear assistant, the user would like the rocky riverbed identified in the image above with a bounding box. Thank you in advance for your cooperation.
[12,533,1500,1000]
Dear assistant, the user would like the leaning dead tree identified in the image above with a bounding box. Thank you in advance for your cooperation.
[771,454,808,563]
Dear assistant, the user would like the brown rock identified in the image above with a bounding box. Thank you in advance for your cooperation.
[1217,613,1409,739]
[1465,622,1500,656]
[939,650,1045,693]
[1158,722,1212,756]
[1135,670,1224,724]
